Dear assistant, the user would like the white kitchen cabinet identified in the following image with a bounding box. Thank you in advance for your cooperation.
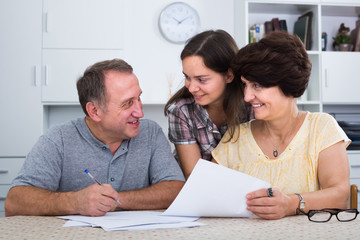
[0,185,10,217]
[43,0,124,49]
[42,49,124,103]
[322,52,360,103]
[41,0,126,103]
[0,0,42,156]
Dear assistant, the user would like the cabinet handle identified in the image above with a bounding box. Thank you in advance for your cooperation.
[34,66,39,86]
[0,170,9,174]
[324,68,328,88]
[44,12,48,33]
[44,65,49,86]
[0,197,6,201]
[351,165,360,168]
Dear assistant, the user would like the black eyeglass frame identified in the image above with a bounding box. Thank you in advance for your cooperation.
[303,208,359,223]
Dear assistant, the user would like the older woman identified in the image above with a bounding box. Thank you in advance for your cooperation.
[212,31,351,220]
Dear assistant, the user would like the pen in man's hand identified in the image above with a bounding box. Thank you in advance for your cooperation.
[84,169,102,185]
[84,169,122,205]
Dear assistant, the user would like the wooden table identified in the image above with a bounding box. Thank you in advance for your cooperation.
[0,214,359,240]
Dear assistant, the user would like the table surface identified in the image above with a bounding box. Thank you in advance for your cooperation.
[0,214,359,240]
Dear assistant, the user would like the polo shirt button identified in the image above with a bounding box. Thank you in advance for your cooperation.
[102,146,106,150]
[208,126,213,131]
[110,178,115,181]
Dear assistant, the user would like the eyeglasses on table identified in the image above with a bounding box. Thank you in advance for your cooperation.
[302,208,359,223]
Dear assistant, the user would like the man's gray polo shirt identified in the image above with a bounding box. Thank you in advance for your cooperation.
[11,118,185,192]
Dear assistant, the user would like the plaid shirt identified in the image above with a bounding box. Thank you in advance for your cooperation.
[166,97,227,161]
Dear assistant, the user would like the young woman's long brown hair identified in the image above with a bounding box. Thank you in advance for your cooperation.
[164,30,249,141]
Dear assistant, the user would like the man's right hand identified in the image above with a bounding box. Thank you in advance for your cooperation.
[73,184,121,216]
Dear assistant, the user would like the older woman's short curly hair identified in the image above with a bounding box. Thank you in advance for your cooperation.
[231,31,312,98]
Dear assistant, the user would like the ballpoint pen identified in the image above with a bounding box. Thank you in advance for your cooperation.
[84,169,122,205]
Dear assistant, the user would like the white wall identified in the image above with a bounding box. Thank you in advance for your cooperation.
[45,0,236,136]
[121,0,235,104]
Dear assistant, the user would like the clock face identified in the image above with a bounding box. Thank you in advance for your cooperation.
[159,2,200,44]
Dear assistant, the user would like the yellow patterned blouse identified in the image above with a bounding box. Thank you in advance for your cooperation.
[212,112,350,194]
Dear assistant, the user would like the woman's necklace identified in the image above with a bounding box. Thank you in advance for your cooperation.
[265,112,300,158]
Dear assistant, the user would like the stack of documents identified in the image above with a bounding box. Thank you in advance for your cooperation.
[58,211,204,231]
[59,159,270,231]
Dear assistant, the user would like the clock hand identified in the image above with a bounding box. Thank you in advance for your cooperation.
[178,16,190,24]
[172,17,181,24]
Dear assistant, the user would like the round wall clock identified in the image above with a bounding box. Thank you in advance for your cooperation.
[158,2,200,44]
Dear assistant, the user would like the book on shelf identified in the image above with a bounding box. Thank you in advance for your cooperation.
[271,18,280,32]
[249,18,287,43]
[264,18,287,34]
[294,16,309,47]
[264,21,273,34]
[279,20,288,32]
[294,11,313,50]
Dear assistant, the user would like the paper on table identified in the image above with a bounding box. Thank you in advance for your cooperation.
[63,220,92,227]
[102,221,206,231]
[58,211,201,231]
[163,159,270,217]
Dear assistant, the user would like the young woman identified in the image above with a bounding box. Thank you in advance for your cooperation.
[164,30,249,179]
[212,31,350,220]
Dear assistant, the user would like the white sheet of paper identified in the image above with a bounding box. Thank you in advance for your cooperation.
[63,220,92,227]
[102,221,206,231]
[163,159,270,217]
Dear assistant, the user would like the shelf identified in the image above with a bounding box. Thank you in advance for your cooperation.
[307,50,321,55]
[236,0,360,122]
[297,100,321,105]
[248,2,315,15]
[42,102,79,106]
[42,104,169,134]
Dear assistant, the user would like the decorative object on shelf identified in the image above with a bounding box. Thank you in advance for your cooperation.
[249,24,264,43]
[355,29,360,52]
[332,23,352,51]
[158,2,200,44]
[350,19,360,52]
[321,32,327,51]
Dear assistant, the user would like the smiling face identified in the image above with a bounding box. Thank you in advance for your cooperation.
[96,70,144,142]
[182,56,233,107]
[241,76,294,121]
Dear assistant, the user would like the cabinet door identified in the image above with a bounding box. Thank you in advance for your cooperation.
[0,185,11,217]
[0,0,42,156]
[322,52,360,103]
[43,0,124,49]
[42,49,123,102]
[0,158,25,184]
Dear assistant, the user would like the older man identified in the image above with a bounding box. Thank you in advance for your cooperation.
[5,59,185,216]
